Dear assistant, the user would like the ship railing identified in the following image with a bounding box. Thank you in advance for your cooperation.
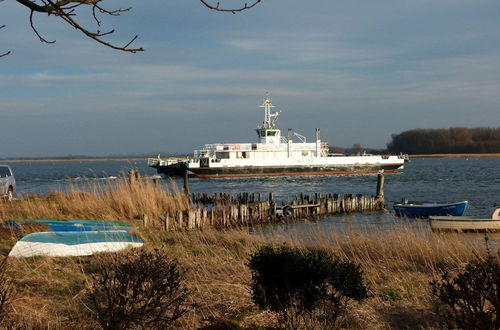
[202,144,219,150]
[398,153,410,161]
[148,158,185,166]
[194,149,215,158]
[202,143,254,151]
[147,158,160,166]
[293,132,307,143]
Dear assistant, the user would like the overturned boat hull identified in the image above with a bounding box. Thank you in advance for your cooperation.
[8,230,143,258]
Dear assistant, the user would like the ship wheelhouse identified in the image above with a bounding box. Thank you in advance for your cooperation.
[256,128,281,144]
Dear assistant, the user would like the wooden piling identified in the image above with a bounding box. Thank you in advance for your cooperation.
[161,214,170,231]
[128,169,139,186]
[376,172,385,199]
[183,171,190,196]
[149,174,389,231]
[376,172,385,208]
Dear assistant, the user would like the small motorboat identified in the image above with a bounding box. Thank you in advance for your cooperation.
[393,200,468,218]
[430,207,500,232]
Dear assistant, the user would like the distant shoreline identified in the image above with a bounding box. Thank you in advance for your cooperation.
[2,153,499,162]
[0,158,148,162]
[409,153,500,158]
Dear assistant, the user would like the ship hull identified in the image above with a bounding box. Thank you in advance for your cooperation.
[152,163,403,178]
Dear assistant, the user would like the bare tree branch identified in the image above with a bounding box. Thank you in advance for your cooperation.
[1,0,11,56]
[30,9,56,43]
[0,24,10,57]
[8,0,262,54]
[199,0,261,13]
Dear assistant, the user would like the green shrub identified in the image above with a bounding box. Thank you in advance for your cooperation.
[386,289,403,301]
[87,248,190,330]
[248,245,368,329]
[431,253,500,329]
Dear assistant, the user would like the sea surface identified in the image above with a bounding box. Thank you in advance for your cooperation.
[3,157,500,229]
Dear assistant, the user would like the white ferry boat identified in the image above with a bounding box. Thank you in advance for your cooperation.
[148,95,408,178]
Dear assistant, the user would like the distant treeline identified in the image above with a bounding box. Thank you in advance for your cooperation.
[387,127,500,154]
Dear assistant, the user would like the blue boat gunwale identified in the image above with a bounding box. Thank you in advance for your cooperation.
[393,200,468,208]
[4,219,130,226]
[2,219,133,232]
[429,216,490,221]
[17,230,144,245]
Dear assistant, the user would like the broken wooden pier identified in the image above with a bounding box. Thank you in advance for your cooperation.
[149,173,386,231]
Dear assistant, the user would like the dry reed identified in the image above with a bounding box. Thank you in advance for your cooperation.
[0,175,189,225]
[0,178,492,328]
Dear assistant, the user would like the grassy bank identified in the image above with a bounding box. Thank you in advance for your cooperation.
[0,178,490,328]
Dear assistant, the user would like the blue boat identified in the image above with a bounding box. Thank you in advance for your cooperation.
[393,200,468,218]
[3,219,132,232]
[8,230,144,257]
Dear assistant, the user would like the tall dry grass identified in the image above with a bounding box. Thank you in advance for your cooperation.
[0,177,493,328]
[0,174,189,224]
[120,220,492,328]
[3,222,490,329]
[262,222,490,328]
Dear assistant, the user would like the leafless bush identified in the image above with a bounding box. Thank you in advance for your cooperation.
[86,248,190,329]
[431,251,500,329]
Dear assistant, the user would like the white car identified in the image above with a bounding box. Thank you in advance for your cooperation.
[0,165,16,201]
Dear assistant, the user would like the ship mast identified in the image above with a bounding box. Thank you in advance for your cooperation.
[259,93,280,129]
[256,93,282,144]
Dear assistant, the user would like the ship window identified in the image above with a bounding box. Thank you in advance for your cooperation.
[266,131,277,136]
[216,152,230,159]
[242,152,247,159]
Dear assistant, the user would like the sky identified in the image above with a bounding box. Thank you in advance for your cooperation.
[1,0,500,157]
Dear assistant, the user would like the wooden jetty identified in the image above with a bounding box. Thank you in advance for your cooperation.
[138,172,387,231]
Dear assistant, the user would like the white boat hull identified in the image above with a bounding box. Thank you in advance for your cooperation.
[9,241,144,258]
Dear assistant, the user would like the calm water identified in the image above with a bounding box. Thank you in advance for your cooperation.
[3,158,500,226]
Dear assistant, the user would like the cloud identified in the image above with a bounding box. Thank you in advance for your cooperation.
[2,0,500,157]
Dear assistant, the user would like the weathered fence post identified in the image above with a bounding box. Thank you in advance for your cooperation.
[183,171,190,196]
[376,172,385,199]
[162,214,170,231]
[128,169,139,186]
[376,171,385,209]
